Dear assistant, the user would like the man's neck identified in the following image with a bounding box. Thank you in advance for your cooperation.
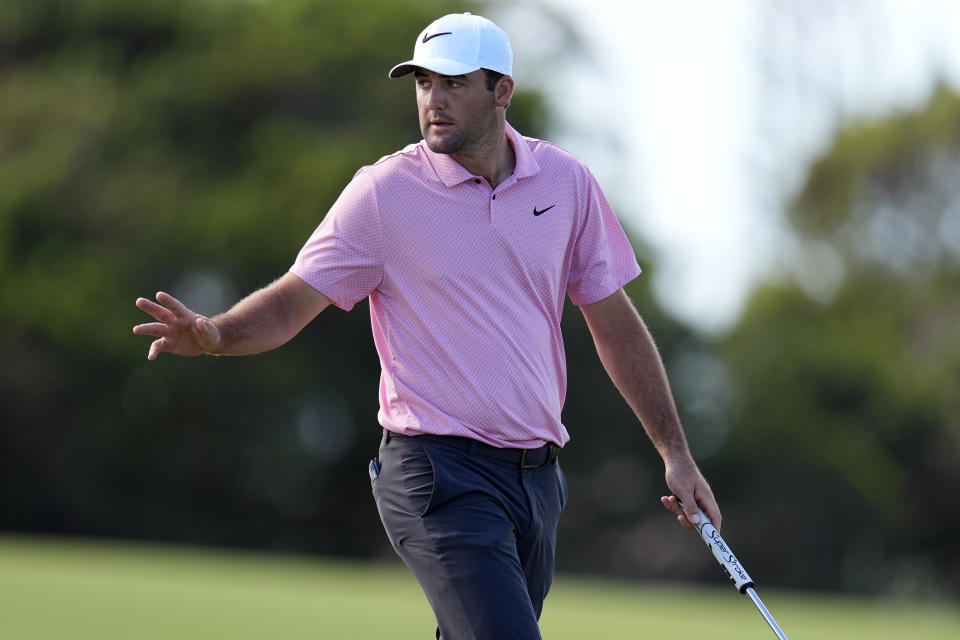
[451,122,516,189]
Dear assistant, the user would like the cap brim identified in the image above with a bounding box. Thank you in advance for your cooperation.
[388,58,481,79]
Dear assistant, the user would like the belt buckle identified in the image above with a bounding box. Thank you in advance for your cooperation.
[519,448,539,469]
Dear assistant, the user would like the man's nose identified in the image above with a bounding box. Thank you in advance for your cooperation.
[425,84,447,109]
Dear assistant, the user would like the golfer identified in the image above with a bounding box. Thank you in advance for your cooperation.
[134,12,720,639]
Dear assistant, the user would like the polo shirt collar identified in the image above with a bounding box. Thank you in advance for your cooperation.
[423,122,541,187]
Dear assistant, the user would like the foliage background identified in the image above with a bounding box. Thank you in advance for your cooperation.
[1,0,957,601]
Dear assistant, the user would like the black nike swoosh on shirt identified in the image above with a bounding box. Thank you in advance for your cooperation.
[422,31,452,43]
[533,205,556,216]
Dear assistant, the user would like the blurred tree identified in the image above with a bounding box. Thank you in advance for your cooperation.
[0,0,557,555]
[2,0,693,577]
[717,85,960,597]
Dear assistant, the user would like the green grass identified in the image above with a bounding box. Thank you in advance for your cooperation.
[1,535,957,639]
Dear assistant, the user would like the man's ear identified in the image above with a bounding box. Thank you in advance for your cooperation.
[495,75,515,109]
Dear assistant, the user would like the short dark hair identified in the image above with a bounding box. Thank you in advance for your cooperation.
[483,69,504,91]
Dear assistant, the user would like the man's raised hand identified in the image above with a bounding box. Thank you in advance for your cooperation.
[133,292,221,360]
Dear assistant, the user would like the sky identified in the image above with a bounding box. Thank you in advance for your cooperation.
[497,0,960,334]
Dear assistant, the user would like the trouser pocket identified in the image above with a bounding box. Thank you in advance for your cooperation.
[375,434,438,518]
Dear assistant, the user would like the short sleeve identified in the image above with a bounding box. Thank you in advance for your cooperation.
[290,171,384,311]
[566,168,642,305]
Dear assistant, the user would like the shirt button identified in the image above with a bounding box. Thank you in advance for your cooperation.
[474,178,481,184]
[492,194,496,200]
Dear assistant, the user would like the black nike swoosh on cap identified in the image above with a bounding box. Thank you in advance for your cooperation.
[422,31,452,43]
[533,205,556,216]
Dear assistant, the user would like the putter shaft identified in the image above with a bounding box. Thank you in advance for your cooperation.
[746,587,789,640]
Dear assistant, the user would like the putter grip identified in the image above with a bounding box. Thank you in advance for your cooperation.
[684,504,755,593]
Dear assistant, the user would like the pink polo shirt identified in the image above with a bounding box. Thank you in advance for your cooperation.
[291,124,641,448]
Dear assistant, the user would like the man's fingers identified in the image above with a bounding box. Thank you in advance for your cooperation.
[132,322,169,337]
[681,498,702,526]
[155,291,191,316]
[661,495,681,517]
[707,507,722,532]
[661,495,688,526]
[661,494,699,530]
[147,338,165,360]
[136,297,176,323]
[697,488,722,531]
[192,317,220,350]
[134,292,214,359]
[196,317,213,335]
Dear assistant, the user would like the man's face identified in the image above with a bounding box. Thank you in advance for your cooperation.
[415,68,500,156]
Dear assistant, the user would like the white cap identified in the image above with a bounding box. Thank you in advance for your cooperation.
[388,12,513,78]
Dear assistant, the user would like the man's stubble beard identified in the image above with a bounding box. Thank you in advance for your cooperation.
[422,97,499,156]
[423,129,467,155]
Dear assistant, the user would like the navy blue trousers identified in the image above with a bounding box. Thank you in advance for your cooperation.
[371,430,567,640]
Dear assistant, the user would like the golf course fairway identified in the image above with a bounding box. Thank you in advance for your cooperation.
[1,535,956,639]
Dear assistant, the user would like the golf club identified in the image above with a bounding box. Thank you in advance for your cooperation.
[678,502,789,639]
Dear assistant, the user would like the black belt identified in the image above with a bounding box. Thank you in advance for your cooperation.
[385,429,561,469]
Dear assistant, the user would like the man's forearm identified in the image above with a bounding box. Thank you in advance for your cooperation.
[210,273,330,355]
[581,290,692,463]
[210,287,289,355]
[582,288,720,527]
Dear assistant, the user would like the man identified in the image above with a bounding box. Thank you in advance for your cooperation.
[133,12,720,639]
